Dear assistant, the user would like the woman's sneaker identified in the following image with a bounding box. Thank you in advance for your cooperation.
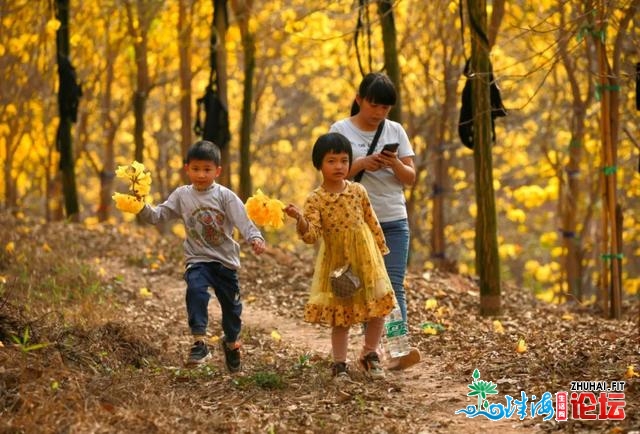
[332,362,349,379]
[221,340,242,373]
[359,352,385,379]
[186,340,211,367]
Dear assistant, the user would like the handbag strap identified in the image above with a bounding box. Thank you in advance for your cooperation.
[353,120,385,182]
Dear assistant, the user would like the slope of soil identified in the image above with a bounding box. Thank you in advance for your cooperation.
[0,216,637,433]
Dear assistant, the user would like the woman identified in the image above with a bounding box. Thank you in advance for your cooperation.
[329,72,416,330]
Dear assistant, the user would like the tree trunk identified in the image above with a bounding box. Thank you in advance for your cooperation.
[592,0,636,319]
[377,0,401,123]
[178,0,193,177]
[231,0,255,201]
[431,52,457,271]
[557,5,593,301]
[97,41,118,222]
[468,0,501,316]
[124,0,154,165]
[213,0,231,188]
[55,0,79,221]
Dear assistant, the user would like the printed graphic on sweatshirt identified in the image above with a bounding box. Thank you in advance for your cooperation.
[187,207,225,247]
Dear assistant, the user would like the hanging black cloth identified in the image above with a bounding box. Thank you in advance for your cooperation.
[458,59,507,150]
[194,84,230,148]
[57,54,82,123]
[193,18,230,149]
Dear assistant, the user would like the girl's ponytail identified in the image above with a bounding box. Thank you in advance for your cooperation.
[350,99,360,116]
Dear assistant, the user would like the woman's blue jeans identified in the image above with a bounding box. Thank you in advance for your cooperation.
[183,261,242,343]
[380,218,410,325]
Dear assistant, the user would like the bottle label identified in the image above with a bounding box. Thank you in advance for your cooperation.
[385,320,406,338]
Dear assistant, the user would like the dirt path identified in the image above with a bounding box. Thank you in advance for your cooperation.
[136,265,541,434]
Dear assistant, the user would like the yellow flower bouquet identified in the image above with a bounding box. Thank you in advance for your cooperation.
[112,160,152,214]
[245,189,285,229]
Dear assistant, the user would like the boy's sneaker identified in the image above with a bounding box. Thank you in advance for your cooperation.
[186,340,211,366]
[359,352,385,379]
[221,340,241,373]
[331,362,349,379]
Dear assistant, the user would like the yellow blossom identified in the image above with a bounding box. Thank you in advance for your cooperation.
[245,189,285,229]
[5,241,15,254]
[271,330,282,342]
[112,193,144,214]
[516,338,527,353]
[45,19,61,37]
[493,320,505,334]
[139,287,152,297]
[115,160,152,199]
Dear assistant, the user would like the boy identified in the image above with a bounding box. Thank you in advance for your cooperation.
[137,140,265,372]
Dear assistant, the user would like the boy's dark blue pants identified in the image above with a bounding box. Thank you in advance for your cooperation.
[183,261,242,343]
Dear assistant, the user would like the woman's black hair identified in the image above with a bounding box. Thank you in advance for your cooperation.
[184,140,221,165]
[311,133,353,170]
[351,72,397,115]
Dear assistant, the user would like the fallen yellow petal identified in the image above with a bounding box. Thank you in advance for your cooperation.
[516,338,527,353]
[561,313,574,321]
[208,335,220,344]
[139,287,152,297]
[270,330,282,342]
[5,241,15,254]
[493,320,505,334]
[625,365,638,379]
[423,326,437,335]
[42,243,52,253]
[425,298,438,310]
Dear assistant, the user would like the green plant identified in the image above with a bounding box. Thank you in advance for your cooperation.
[236,370,285,390]
[294,353,310,369]
[172,364,217,379]
[11,326,49,353]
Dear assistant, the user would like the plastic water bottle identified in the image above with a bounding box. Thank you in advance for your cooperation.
[384,306,410,358]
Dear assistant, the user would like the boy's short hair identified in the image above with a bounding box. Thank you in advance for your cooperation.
[311,132,353,170]
[185,140,221,165]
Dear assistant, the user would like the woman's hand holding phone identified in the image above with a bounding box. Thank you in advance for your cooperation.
[378,143,400,168]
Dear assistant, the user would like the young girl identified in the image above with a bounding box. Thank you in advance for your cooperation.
[284,132,396,379]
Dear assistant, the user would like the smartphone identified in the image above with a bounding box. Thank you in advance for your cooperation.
[381,143,399,153]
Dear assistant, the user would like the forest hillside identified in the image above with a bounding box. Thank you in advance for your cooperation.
[0,212,638,433]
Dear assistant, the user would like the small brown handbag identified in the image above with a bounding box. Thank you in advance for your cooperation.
[330,264,361,298]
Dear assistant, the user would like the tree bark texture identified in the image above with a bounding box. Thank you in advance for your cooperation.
[179,0,194,172]
[468,0,501,316]
[213,0,231,188]
[377,0,402,123]
[55,0,79,221]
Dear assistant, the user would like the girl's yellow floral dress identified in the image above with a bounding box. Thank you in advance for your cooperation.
[299,181,395,327]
